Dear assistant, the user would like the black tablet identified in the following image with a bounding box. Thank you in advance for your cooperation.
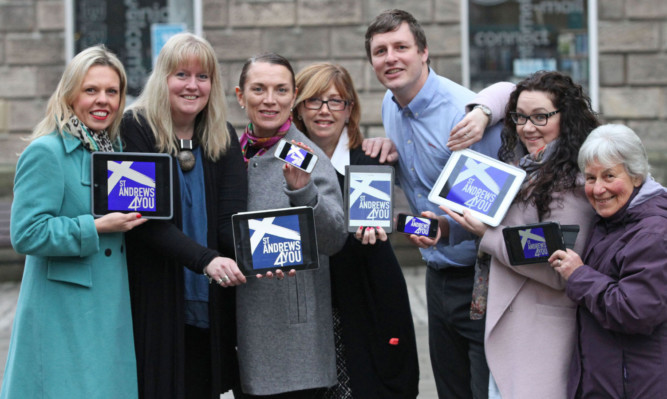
[428,149,526,227]
[91,152,173,219]
[232,206,319,276]
[502,221,568,266]
[344,165,394,233]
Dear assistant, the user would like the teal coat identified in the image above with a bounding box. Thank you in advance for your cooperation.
[0,131,138,398]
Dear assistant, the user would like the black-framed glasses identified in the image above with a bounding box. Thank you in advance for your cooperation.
[509,110,560,126]
[303,98,349,111]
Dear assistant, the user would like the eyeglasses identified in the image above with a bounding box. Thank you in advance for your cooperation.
[509,110,560,126]
[303,98,349,111]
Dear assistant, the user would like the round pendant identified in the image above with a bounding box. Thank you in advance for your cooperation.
[177,150,196,172]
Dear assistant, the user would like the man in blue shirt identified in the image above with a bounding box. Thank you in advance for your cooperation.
[365,9,502,399]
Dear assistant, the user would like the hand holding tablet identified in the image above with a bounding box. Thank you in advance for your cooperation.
[428,149,526,227]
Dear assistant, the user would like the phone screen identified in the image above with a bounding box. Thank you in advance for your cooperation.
[398,214,437,238]
[278,143,314,170]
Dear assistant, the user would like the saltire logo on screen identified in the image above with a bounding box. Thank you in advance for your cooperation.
[404,216,430,235]
[249,215,302,269]
[285,146,307,168]
[447,158,509,215]
[349,174,391,225]
[107,161,156,212]
[520,227,548,259]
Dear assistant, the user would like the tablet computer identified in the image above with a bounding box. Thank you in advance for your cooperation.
[428,149,526,227]
[91,152,173,219]
[344,165,394,233]
[232,206,319,276]
[502,221,568,266]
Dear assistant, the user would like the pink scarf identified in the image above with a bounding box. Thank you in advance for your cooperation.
[240,117,292,164]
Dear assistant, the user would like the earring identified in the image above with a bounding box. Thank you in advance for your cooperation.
[297,115,303,120]
[345,119,349,124]
[241,105,245,110]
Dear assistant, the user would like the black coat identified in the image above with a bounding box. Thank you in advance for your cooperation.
[120,113,248,399]
[331,147,419,398]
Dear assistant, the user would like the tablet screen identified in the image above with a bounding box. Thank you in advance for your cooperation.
[344,165,394,232]
[91,152,173,219]
[232,207,319,276]
[428,149,526,227]
[502,222,566,265]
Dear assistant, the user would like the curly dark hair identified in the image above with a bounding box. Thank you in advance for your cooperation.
[499,71,600,220]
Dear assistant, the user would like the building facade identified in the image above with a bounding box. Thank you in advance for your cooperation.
[0,0,665,189]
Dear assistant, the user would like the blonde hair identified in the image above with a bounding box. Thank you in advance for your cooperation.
[293,63,362,149]
[128,33,230,160]
[32,45,127,142]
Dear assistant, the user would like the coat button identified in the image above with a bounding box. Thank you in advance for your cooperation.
[104,248,112,256]
[253,162,258,167]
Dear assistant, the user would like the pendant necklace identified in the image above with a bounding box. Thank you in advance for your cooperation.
[177,139,195,172]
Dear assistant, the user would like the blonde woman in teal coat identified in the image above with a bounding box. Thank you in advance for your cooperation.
[0,46,147,398]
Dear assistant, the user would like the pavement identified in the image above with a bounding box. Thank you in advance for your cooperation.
[0,265,439,398]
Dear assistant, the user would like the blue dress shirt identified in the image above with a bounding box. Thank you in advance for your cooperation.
[382,69,502,269]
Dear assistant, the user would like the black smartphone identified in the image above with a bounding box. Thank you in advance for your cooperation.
[396,213,438,238]
[273,139,318,173]
[502,221,567,265]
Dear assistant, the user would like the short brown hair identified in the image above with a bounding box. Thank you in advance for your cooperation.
[365,9,429,64]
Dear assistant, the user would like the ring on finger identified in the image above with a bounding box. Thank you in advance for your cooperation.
[557,259,561,266]
[221,275,230,283]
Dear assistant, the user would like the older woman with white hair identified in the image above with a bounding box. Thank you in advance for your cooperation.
[549,124,667,399]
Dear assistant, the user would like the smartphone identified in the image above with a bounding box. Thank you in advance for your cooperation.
[502,221,566,265]
[396,213,439,238]
[274,139,318,173]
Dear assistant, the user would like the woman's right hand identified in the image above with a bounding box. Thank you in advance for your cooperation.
[94,212,148,233]
[204,256,247,287]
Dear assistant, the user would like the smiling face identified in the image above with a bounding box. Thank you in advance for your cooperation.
[71,65,121,132]
[369,22,429,107]
[584,161,642,218]
[236,62,297,138]
[167,58,211,126]
[297,85,351,155]
[515,90,561,155]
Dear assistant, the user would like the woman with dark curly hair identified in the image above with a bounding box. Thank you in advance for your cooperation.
[444,71,600,398]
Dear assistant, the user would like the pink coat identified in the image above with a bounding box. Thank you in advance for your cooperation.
[480,185,595,398]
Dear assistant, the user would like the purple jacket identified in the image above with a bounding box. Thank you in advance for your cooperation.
[566,178,667,398]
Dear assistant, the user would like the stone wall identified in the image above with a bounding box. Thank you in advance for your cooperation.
[0,0,665,186]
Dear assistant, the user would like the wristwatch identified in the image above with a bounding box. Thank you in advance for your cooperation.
[473,104,492,122]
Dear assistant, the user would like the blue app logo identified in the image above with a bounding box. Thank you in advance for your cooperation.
[285,146,307,168]
[404,216,431,236]
[446,158,510,215]
[348,173,392,225]
[107,161,157,212]
[249,214,303,269]
[520,227,548,259]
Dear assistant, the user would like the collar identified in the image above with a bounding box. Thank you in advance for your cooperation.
[390,68,436,117]
[62,129,84,154]
[329,127,350,176]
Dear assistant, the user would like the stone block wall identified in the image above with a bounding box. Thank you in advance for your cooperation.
[0,0,665,184]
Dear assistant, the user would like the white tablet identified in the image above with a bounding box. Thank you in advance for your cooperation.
[428,149,526,227]
[91,152,174,219]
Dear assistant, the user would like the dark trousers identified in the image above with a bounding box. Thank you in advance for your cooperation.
[426,266,489,399]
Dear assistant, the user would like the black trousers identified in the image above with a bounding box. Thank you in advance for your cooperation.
[426,266,489,399]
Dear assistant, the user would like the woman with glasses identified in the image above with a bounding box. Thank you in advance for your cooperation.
[292,63,419,398]
[443,71,600,398]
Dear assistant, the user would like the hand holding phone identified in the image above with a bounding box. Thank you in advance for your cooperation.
[396,213,439,238]
[274,139,318,173]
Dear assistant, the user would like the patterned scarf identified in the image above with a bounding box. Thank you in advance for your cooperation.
[518,138,560,193]
[239,117,292,164]
[63,114,114,152]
